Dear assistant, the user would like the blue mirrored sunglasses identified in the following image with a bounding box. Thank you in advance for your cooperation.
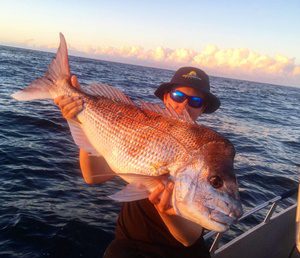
[170,90,204,108]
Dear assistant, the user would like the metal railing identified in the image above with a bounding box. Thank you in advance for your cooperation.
[204,187,298,255]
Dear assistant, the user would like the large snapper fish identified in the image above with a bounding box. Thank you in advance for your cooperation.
[12,33,243,232]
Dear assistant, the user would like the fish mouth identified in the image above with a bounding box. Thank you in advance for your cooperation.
[209,209,237,226]
[205,200,243,229]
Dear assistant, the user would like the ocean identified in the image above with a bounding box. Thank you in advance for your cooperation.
[0,45,299,257]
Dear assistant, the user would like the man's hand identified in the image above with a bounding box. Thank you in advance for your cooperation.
[149,180,202,246]
[53,75,83,120]
[148,181,176,216]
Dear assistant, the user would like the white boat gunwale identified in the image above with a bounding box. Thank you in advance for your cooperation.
[204,187,298,257]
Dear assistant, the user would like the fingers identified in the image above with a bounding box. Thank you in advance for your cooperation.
[157,182,175,215]
[53,96,83,120]
[159,182,173,209]
[53,95,65,106]
[62,100,84,119]
[148,183,165,205]
[71,75,80,88]
[149,181,176,216]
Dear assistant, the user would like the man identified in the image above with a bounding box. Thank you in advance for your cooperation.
[54,67,220,258]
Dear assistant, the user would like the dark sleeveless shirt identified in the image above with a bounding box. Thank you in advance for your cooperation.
[105,199,211,258]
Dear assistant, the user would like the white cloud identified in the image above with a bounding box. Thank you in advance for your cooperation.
[83,45,300,86]
[292,66,300,76]
[10,39,300,87]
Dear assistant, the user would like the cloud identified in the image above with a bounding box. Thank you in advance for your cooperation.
[292,66,300,76]
[74,43,299,86]
[10,39,300,87]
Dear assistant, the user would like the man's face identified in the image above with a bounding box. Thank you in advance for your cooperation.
[163,86,205,121]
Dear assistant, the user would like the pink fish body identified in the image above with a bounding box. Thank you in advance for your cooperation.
[12,34,243,232]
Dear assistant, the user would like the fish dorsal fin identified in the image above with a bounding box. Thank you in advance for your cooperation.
[139,101,195,124]
[181,108,195,124]
[139,101,166,114]
[84,83,134,105]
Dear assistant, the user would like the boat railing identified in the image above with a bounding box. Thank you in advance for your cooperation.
[204,187,298,255]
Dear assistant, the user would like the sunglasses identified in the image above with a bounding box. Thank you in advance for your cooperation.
[170,90,204,108]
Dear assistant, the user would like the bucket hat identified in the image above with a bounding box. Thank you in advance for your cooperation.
[154,67,220,113]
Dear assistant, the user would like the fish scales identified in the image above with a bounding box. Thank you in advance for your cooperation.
[79,96,191,176]
[75,92,229,178]
[20,77,234,177]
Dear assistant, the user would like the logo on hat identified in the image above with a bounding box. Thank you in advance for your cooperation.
[182,70,202,81]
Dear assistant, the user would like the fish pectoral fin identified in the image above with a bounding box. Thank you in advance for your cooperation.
[108,183,150,202]
[67,120,99,156]
[109,174,166,202]
[119,173,164,189]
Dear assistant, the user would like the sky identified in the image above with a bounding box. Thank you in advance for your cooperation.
[1,0,300,87]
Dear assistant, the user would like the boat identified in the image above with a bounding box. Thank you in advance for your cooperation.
[204,187,300,258]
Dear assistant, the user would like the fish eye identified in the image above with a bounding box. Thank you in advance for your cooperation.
[209,176,223,189]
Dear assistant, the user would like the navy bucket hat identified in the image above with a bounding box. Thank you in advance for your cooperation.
[154,67,220,113]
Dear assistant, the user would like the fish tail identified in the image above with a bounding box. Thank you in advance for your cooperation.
[11,33,71,101]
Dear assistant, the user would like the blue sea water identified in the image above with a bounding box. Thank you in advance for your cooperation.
[0,45,299,258]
